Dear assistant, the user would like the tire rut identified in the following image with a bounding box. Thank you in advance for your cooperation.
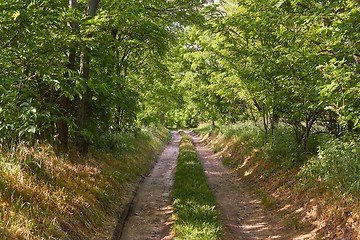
[115,131,181,240]
[186,130,314,240]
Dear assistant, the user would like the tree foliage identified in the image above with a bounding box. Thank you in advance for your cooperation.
[0,0,207,152]
[1,0,359,152]
[171,0,360,148]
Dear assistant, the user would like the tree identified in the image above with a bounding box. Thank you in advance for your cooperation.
[170,0,359,148]
[0,0,208,152]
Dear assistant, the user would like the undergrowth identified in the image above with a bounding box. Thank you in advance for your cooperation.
[171,134,221,240]
[299,134,360,197]
[0,127,169,239]
[196,122,360,239]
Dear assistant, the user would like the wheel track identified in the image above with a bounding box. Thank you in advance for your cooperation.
[114,131,180,240]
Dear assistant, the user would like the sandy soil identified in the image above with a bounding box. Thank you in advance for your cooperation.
[115,130,315,240]
[116,131,180,240]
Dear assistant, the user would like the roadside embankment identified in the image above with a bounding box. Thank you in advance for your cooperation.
[0,127,169,240]
[195,122,360,239]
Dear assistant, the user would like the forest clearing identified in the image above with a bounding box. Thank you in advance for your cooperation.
[1,0,360,239]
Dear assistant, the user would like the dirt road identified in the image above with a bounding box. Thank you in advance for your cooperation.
[186,130,314,240]
[116,131,180,240]
[115,130,314,240]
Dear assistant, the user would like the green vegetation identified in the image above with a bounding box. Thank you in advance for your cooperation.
[1,0,360,238]
[171,134,221,240]
[0,0,207,154]
[0,128,169,239]
[254,189,278,210]
[172,0,359,148]
[300,134,360,197]
[196,122,360,238]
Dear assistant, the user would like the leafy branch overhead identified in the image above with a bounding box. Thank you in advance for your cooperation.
[0,0,359,151]
[0,0,207,150]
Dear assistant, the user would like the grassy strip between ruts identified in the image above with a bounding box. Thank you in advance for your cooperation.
[171,133,221,240]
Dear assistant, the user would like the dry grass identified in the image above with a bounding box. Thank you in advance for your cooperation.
[0,128,169,239]
[196,122,360,240]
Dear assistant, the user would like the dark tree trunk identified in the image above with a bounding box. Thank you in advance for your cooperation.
[304,110,321,151]
[58,96,69,150]
[57,0,80,151]
[270,79,279,136]
[262,106,269,142]
[249,105,257,124]
[294,121,305,145]
[270,113,279,136]
[76,0,100,155]
[77,47,91,155]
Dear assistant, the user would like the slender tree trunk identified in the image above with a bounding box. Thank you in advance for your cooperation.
[58,96,69,149]
[76,0,100,155]
[59,47,77,149]
[262,106,268,142]
[249,104,257,124]
[304,115,310,151]
[58,0,80,151]
[212,120,216,129]
[304,110,321,151]
[270,79,278,136]
[294,120,304,145]
[77,47,91,155]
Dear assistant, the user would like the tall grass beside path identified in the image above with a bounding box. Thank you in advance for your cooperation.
[171,133,221,240]
[195,122,360,239]
[0,127,170,240]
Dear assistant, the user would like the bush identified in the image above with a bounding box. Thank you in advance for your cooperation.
[299,135,360,196]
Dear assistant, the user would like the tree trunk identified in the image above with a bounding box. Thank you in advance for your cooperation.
[76,0,100,155]
[58,96,69,150]
[294,122,305,145]
[304,116,310,151]
[57,0,80,151]
[212,120,216,129]
[304,110,321,151]
[270,113,279,136]
[262,106,268,142]
[249,104,257,124]
[76,46,91,155]
[270,79,278,136]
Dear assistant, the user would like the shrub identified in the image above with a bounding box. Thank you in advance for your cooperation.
[299,135,360,196]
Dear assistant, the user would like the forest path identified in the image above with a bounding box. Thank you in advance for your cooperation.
[186,130,315,240]
[116,130,315,240]
[116,131,180,240]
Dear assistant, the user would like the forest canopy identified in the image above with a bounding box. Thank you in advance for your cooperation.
[0,0,359,153]
[171,0,360,148]
[0,0,209,153]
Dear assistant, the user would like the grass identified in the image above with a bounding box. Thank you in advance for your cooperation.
[299,134,360,197]
[195,122,360,239]
[254,189,278,210]
[0,127,170,239]
[171,134,221,240]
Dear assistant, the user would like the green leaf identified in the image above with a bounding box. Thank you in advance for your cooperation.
[13,10,20,21]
